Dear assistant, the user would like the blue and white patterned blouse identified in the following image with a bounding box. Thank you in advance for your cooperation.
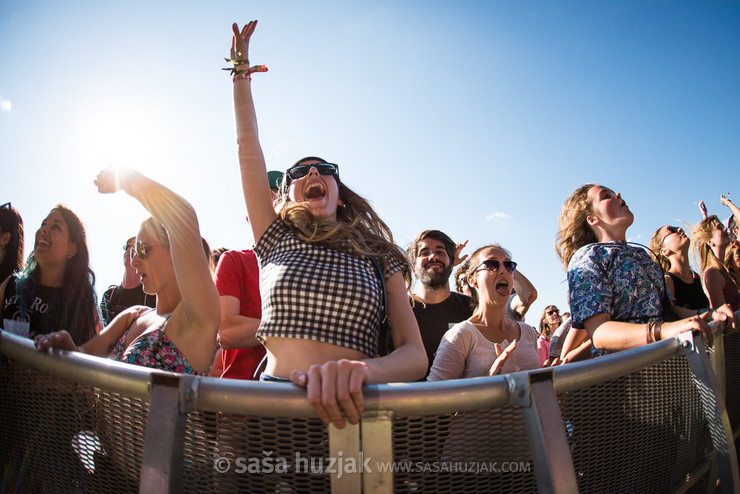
[568,241,665,356]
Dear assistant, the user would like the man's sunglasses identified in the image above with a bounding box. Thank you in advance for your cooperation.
[285,163,339,184]
[474,259,517,273]
[129,241,164,262]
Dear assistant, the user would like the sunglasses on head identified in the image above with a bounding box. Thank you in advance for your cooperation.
[0,202,11,209]
[474,259,517,273]
[129,241,163,262]
[547,309,560,316]
[285,163,339,184]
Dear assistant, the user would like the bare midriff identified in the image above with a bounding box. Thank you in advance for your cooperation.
[263,336,370,377]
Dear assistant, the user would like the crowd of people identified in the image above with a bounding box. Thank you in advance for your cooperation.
[1,21,739,436]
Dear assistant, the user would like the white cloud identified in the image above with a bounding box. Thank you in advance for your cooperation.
[0,99,11,112]
[485,212,510,222]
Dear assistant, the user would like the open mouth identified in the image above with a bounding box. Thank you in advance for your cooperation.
[495,279,510,296]
[304,182,326,200]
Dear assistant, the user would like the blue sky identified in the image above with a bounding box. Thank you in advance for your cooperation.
[1,0,739,325]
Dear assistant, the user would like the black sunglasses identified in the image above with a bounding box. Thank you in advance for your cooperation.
[285,163,339,184]
[0,202,10,209]
[547,309,560,316]
[129,241,164,262]
[474,259,517,273]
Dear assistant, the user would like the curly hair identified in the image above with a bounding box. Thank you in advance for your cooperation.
[555,184,598,271]
[0,203,24,282]
[16,205,99,344]
[275,157,410,288]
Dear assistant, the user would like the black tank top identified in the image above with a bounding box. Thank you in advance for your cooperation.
[668,271,709,310]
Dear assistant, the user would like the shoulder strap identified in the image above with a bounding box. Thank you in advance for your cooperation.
[369,257,392,356]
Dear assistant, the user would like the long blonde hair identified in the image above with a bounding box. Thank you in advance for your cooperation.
[555,184,598,270]
[725,241,740,286]
[692,215,735,286]
[538,305,559,339]
[648,226,671,273]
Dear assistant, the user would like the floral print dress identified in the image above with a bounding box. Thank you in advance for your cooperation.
[117,316,203,375]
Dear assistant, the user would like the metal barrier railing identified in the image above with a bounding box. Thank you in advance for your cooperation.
[2,313,739,493]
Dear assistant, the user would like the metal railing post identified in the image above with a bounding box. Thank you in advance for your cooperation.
[679,330,740,493]
[509,370,579,494]
[139,372,188,494]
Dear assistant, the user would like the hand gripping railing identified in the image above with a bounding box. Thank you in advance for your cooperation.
[1,312,739,493]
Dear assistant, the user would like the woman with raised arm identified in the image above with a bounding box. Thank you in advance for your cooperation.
[230,20,426,428]
[555,184,734,357]
[35,169,220,375]
[649,225,709,310]
[1,205,100,343]
[692,215,740,311]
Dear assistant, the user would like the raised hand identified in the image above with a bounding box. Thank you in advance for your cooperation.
[94,167,135,194]
[488,339,518,376]
[454,240,469,267]
[231,21,258,65]
[698,200,708,220]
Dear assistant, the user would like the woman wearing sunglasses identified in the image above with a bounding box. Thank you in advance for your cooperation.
[649,225,709,310]
[536,305,560,364]
[428,245,541,381]
[35,169,220,376]
[230,21,426,428]
[691,215,740,311]
[555,184,735,357]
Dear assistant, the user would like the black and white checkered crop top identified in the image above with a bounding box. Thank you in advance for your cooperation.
[253,218,404,357]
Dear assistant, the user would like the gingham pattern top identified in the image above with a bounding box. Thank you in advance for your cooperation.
[254,218,404,357]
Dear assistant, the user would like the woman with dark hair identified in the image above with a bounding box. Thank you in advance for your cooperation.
[230,20,426,428]
[649,225,709,310]
[1,204,100,343]
[0,202,24,282]
[35,170,220,375]
[555,184,734,357]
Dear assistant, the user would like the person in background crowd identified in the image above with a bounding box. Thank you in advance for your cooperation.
[537,305,560,365]
[100,236,156,326]
[720,193,739,242]
[692,215,740,311]
[1,205,101,342]
[230,20,426,429]
[649,225,709,311]
[0,202,24,283]
[407,230,472,376]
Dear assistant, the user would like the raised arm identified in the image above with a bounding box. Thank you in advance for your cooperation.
[509,270,538,319]
[94,169,220,339]
[231,21,277,241]
[721,194,740,233]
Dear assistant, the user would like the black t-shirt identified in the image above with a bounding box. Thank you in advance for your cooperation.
[2,274,65,338]
[100,284,156,326]
[412,292,473,376]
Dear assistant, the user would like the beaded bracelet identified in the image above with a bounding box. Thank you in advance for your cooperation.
[231,65,268,82]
